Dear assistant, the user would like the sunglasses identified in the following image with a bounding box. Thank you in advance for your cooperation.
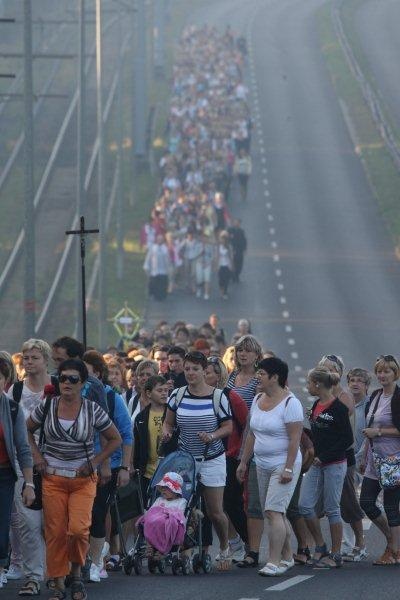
[324,354,341,365]
[376,354,400,367]
[59,374,81,384]
[185,351,206,361]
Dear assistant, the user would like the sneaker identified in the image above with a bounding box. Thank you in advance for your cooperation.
[5,564,23,580]
[343,546,368,562]
[89,563,101,583]
[258,562,280,577]
[99,568,108,579]
[204,293,209,300]
[231,544,246,563]
[0,571,7,587]
[276,558,295,574]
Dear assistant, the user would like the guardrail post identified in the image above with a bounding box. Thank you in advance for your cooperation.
[76,0,86,342]
[23,0,35,338]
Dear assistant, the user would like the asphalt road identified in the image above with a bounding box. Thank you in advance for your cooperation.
[109,0,400,598]
[353,0,400,133]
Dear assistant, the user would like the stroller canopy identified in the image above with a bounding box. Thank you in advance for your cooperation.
[150,450,197,502]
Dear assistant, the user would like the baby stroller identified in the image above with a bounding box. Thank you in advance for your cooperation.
[123,449,212,576]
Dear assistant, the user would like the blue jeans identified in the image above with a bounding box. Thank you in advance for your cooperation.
[298,462,347,525]
[0,468,15,567]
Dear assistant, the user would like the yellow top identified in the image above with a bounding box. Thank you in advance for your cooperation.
[144,409,164,479]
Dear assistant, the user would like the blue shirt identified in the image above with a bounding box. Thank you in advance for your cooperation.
[94,385,133,469]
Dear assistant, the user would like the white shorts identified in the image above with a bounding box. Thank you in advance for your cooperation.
[196,454,227,488]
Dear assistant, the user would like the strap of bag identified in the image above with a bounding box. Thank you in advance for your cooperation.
[12,381,24,403]
[367,391,382,428]
[175,385,188,408]
[107,389,116,422]
[9,399,19,427]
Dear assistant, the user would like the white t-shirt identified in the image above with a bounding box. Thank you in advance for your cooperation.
[250,393,303,470]
[7,382,44,418]
[152,496,187,512]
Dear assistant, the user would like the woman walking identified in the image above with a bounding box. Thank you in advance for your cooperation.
[237,358,303,576]
[298,366,353,569]
[217,231,233,300]
[27,359,121,600]
[359,355,400,565]
[0,358,35,589]
[162,351,232,569]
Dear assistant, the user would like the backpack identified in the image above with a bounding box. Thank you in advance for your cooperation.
[12,375,60,403]
[107,388,116,423]
[9,398,19,427]
[174,385,225,418]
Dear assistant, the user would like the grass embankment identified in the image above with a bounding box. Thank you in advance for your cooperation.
[317,2,400,242]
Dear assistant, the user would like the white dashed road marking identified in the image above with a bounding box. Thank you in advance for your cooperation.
[264,190,270,196]
[265,575,314,592]
[291,352,299,359]
[275,269,282,276]
[285,324,292,332]
[269,227,275,235]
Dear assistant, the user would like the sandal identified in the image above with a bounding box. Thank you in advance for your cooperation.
[105,556,121,571]
[293,547,311,565]
[19,580,41,596]
[314,552,343,569]
[49,591,67,600]
[373,546,397,566]
[70,580,87,600]
[312,543,329,565]
[236,551,259,568]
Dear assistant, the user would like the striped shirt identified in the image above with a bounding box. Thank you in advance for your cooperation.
[31,396,112,465]
[226,371,258,410]
[167,387,231,460]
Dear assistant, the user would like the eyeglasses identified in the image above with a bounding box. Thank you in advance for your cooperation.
[207,356,220,364]
[376,355,400,367]
[185,351,206,361]
[59,374,81,384]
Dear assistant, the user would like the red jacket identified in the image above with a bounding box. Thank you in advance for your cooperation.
[224,388,248,459]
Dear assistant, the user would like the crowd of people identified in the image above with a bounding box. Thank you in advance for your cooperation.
[142,25,250,302]
[1,320,400,597]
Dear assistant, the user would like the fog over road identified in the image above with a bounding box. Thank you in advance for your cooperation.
[146,0,400,399]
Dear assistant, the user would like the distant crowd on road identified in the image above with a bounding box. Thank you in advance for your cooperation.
[1,315,400,597]
[142,25,251,302]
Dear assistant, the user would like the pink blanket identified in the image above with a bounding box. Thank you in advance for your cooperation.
[137,506,186,554]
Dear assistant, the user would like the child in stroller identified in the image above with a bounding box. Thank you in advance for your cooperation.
[138,472,187,559]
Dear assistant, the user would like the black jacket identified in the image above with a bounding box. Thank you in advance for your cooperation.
[310,398,354,464]
[365,385,400,432]
[133,405,176,474]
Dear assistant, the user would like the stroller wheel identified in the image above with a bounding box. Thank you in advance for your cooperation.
[148,558,157,574]
[158,559,166,574]
[202,553,212,574]
[192,553,202,574]
[171,556,180,575]
[123,556,133,576]
[182,555,191,575]
[133,555,143,575]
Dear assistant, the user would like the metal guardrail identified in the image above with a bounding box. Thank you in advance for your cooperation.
[35,32,131,335]
[332,2,400,171]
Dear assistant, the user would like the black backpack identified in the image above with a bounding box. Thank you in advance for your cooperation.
[12,375,60,403]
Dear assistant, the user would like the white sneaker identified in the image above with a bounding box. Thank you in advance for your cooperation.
[5,564,22,580]
[231,544,246,563]
[258,562,280,576]
[343,546,368,562]
[0,571,7,587]
[89,563,101,583]
[276,558,295,574]
[204,293,209,300]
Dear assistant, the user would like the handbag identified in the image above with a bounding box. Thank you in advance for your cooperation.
[25,396,52,510]
[367,391,400,489]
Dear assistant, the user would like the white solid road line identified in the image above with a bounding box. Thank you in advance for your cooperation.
[265,575,314,592]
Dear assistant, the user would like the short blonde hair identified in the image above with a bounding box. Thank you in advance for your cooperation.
[207,357,228,388]
[136,359,158,377]
[374,355,400,379]
[234,335,263,369]
[21,339,51,363]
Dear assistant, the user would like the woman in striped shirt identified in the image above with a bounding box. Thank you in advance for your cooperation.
[227,334,264,568]
[162,351,233,569]
[27,359,121,600]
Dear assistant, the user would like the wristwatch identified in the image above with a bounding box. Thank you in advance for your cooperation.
[284,468,293,474]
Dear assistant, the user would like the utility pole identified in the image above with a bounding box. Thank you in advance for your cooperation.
[96,0,107,349]
[153,0,165,77]
[23,0,35,338]
[76,0,86,341]
[132,0,147,166]
[116,0,124,280]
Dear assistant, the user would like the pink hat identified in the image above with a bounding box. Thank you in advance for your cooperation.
[156,472,183,496]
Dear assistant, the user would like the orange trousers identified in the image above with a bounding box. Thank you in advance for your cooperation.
[42,473,97,578]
